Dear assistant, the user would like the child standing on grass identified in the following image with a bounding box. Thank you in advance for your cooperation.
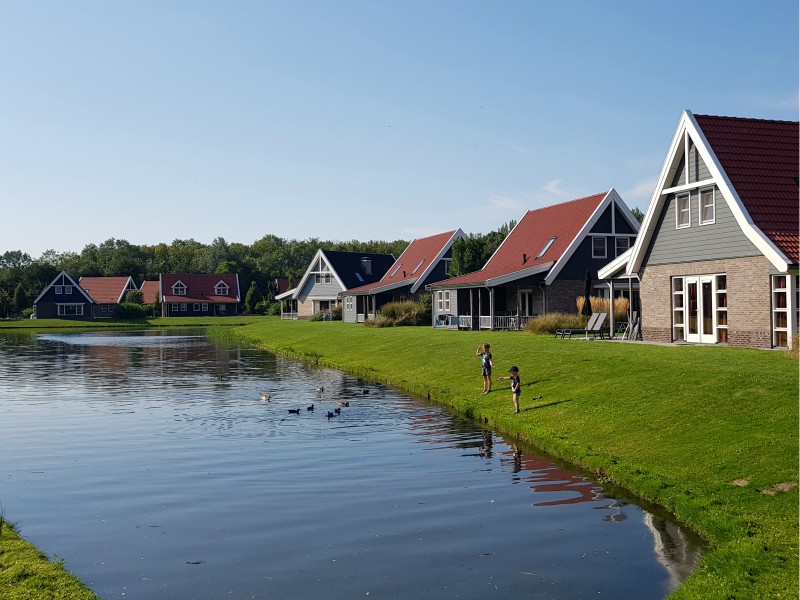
[476,343,494,394]
[498,366,521,413]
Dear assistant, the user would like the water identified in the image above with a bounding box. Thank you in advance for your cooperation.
[0,330,700,599]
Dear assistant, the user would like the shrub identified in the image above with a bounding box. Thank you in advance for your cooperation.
[21,308,33,318]
[374,301,426,326]
[116,302,148,319]
[576,296,630,320]
[525,312,588,335]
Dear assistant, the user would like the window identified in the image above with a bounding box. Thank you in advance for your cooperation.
[171,303,179,312]
[443,259,451,276]
[201,303,208,312]
[591,236,607,259]
[180,303,188,312]
[443,290,450,312]
[55,286,63,295]
[700,188,715,225]
[411,259,425,275]
[345,297,353,311]
[390,263,403,277]
[193,303,200,311]
[672,278,685,341]
[215,282,229,295]
[615,237,630,257]
[64,285,73,294]
[172,282,187,296]
[772,275,790,347]
[536,237,556,259]
[715,275,728,343]
[676,193,691,228]
[314,273,332,285]
[354,272,364,283]
[57,304,83,316]
[437,291,444,312]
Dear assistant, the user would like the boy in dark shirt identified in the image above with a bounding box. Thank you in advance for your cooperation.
[498,366,521,413]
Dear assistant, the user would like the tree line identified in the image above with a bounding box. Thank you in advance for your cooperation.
[0,224,516,317]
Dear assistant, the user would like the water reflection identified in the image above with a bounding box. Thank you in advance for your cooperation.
[0,330,702,600]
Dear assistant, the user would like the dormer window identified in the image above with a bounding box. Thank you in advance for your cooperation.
[536,237,556,260]
[215,282,230,296]
[172,281,187,296]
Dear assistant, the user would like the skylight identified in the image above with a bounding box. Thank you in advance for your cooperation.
[355,272,364,282]
[536,237,556,259]
[411,259,425,274]
[390,263,403,277]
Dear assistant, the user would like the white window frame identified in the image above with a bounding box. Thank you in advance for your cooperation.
[64,285,73,295]
[615,237,630,257]
[171,303,179,312]
[676,193,691,228]
[537,237,556,259]
[57,303,84,316]
[55,286,63,295]
[443,290,450,312]
[215,283,229,295]
[193,303,201,311]
[591,236,607,259]
[772,275,791,348]
[700,187,715,225]
[437,291,444,312]
[172,282,187,296]
[180,303,188,312]
[345,297,353,311]
[202,303,209,312]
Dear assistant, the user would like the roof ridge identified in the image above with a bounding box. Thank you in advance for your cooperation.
[695,114,799,126]
[522,190,608,215]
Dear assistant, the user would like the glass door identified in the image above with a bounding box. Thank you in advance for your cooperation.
[685,275,715,343]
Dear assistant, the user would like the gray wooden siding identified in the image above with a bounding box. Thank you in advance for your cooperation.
[670,142,710,186]
[342,297,357,323]
[643,186,761,266]
[298,278,343,299]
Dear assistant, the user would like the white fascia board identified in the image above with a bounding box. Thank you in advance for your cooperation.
[292,249,347,299]
[486,262,553,287]
[275,288,297,300]
[34,271,95,304]
[544,189,615,285]
[321,250,348,291]
[115,277,137,303]
[598,247,634,279]
[409,228,466,294]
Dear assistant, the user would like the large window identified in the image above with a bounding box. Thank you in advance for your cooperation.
[676,193,691,228]
[314,273,332,285]
[437,290,450,312]
[672,274,725,343]
[57,304,84,316]
[772,275,791,347]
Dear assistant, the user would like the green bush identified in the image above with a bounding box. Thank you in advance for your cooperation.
[525,312,588,335]
[115,302,148,319]
[21,308,33,318]
[255,300,281,316]
[366,301,426,327]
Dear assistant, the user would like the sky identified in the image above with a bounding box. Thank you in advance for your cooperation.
[1,0,797,258]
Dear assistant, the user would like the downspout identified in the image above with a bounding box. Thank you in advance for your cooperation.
[607,280,615,338]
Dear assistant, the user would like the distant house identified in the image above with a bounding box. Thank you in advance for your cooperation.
[340,230,465,323]
[276,250,395,319]
[139,280,161,308]
[78,276,138,317]
[429,190,640,330]
[609,110,798,348]
[33,271,96,319]
[159,273,241,317]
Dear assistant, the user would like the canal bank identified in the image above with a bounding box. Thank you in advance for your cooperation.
[221,318,799,600]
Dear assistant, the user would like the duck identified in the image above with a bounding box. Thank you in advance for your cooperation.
[326,411,335,419]
[288,408,301,414]
[316,386,325,393]
[362,389,369,395]
[334,407,342,415]
[307,404,315,411]
[260,394,271,402]
[337,401,349,407]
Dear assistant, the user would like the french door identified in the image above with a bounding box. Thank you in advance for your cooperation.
[684,275,715,343]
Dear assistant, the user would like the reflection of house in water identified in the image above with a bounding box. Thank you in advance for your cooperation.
[643,512,702,591]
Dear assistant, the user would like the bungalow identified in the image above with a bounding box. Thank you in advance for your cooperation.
[340,229,465,323]
[608,110,798,348]
[78,276,138,317]
[429,189,640,330]
[159,273,241,317]
[33,271,96,319]
[277,250,395,319]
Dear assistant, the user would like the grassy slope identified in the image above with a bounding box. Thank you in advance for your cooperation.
[222,319,799,600]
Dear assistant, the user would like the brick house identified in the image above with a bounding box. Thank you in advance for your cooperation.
[618,110,798,348]
[428,190,640,330]
[340,229,465,323]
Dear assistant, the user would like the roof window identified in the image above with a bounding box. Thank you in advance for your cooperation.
[411,259,425,274]
[536,237,556,259]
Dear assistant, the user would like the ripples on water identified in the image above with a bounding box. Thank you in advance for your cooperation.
[0,330,701,599]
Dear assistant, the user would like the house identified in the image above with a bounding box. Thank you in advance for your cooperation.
[608,110,798,348]
[33,271,96,319]
[139,280,161,307]
[78,276,138,317]
[159,273,241,317]
[340,229,465,323]
[276,250,395,319]
[429,189,640,330]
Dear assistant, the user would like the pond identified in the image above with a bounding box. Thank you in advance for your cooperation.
[0,330,701,599]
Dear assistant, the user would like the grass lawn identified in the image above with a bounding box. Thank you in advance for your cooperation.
[220,318,799,600]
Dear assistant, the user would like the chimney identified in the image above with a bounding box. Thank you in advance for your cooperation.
[361,257,372,276]
[522,253,528,264]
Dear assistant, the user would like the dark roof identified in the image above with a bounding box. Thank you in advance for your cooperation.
[695,114,799,263]
[322,250,395,289]
[160,273,241,303]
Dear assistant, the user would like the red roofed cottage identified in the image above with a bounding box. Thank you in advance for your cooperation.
[159,273,241,317]
[612,110,798,348]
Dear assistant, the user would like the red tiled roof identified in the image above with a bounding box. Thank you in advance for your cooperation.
[78,277,134,304]
[346,230,459,294]
[140,281,160,304]
[160,273,240,303]
[432,193,608,286]
[695,114,799,263]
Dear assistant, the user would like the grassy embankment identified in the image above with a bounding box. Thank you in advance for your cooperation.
[220,318,798,600]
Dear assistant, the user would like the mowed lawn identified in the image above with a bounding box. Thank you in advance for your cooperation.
[225,318,799,600]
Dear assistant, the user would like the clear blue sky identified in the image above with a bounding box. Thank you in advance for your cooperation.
[1,0,797,258]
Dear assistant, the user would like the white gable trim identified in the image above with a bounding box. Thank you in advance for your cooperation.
[628,110,791,275]
[409,228,466,294]
[486,262,554,287]
[598,248,635,280]
[544,188,638,285]
[291,249,347,299]
[33,271,96,305]
[116,277,137,303]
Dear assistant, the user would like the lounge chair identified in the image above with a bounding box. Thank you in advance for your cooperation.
[556,312,599,339]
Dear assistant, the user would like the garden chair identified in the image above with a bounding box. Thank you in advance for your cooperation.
[555,312,599,339]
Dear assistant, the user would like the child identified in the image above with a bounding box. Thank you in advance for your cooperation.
[498,366,521,413]
[475,343,494,394]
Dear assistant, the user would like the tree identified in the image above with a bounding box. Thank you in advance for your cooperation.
[124,289,144,305]
[13,282,28,313]
[631,207,645,223]
[245,281,263,315]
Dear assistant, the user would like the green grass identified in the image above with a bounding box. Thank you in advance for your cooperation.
[222,318,798,600]
[0,523,99,600]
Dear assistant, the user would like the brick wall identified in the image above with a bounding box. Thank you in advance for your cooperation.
[547,279,587,314]
[639,255,774,348]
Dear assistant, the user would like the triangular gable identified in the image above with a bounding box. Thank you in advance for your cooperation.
[34,271,95,305]
[291,249,347,299]
[629,110,794,274]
